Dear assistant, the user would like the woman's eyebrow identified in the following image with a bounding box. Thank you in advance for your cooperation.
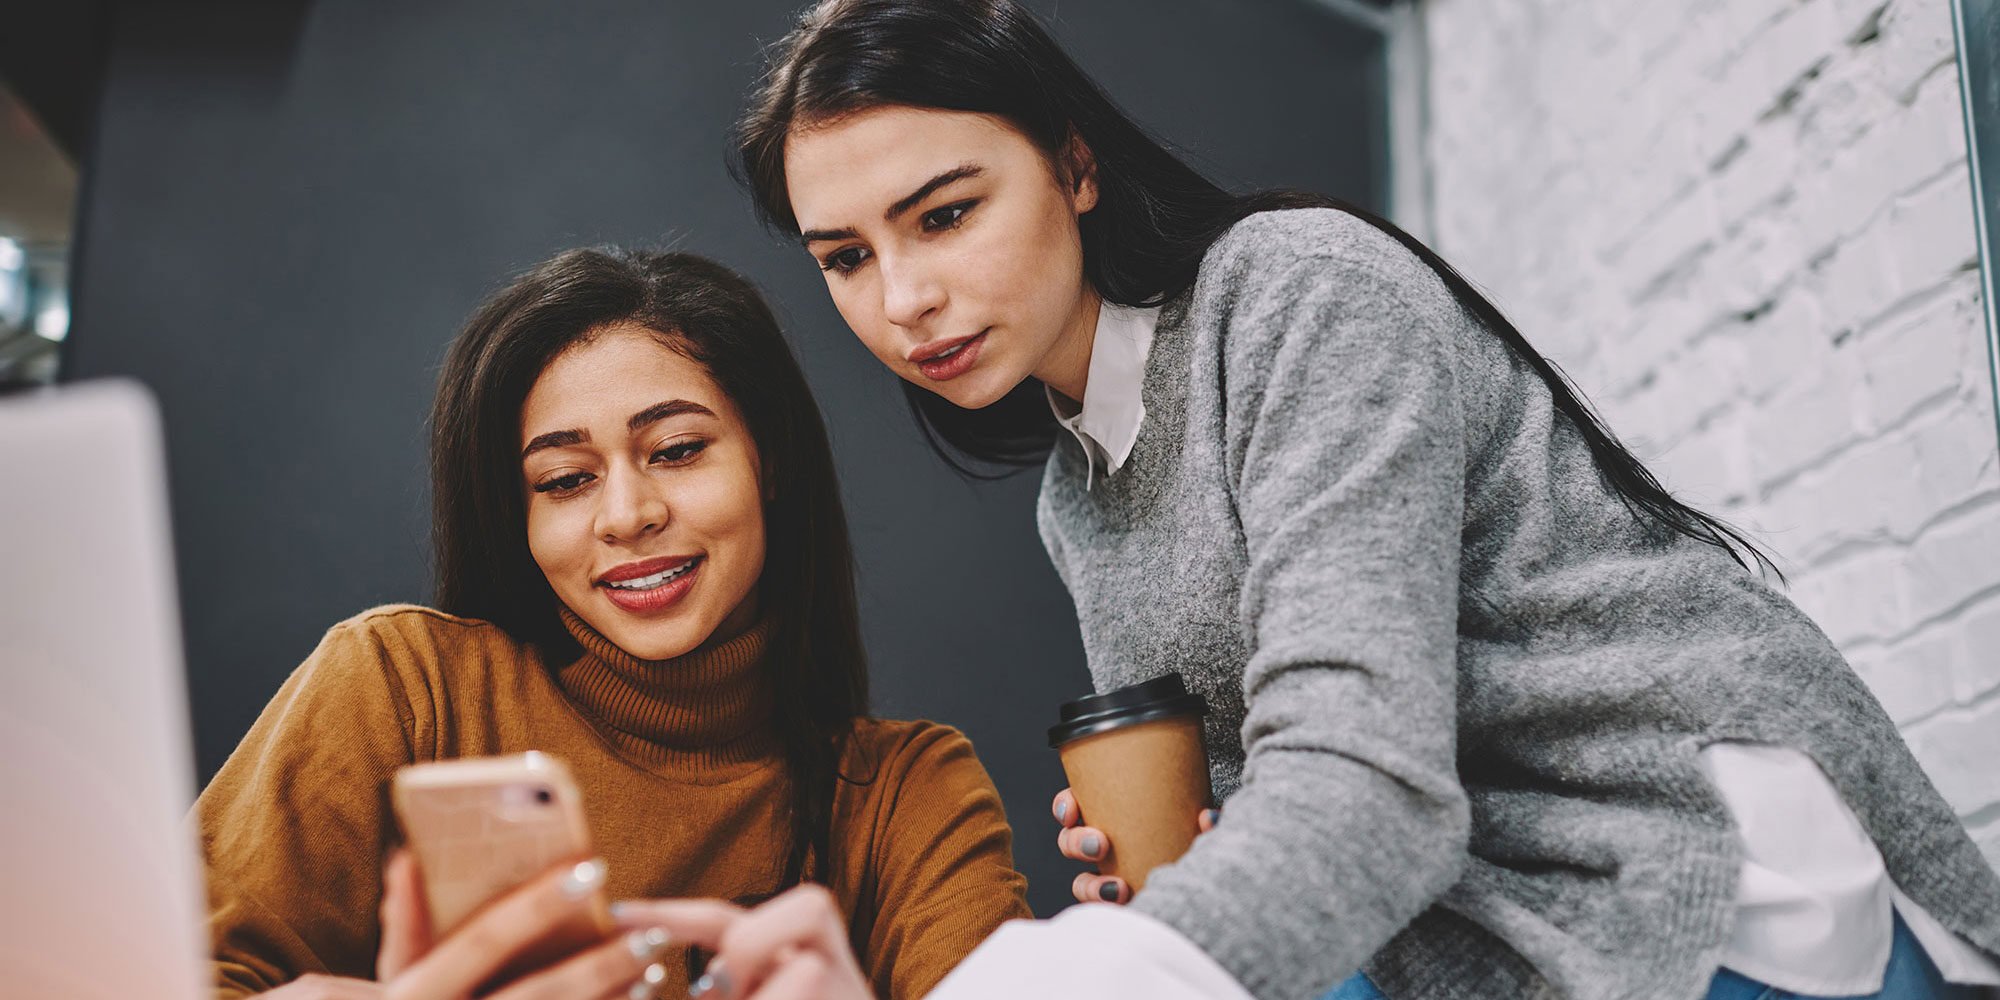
[799,163,985,246]
[627,398,715,432]
[885,163,982,220]
[519,401,712,460]
[521,429,585,460]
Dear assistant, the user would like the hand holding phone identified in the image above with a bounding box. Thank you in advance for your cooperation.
[390,752,619,986]
[372,847,673,1000]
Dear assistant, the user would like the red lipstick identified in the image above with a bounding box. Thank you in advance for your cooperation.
[909,330,987,382]
[595,555,703,614]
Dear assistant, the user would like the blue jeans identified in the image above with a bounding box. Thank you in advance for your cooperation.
[1318,913,1990,999]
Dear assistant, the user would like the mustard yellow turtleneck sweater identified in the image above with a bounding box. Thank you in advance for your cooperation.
[197,605,1030,999]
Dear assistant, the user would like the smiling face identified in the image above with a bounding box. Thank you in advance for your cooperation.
[782,105,1103,406]
[519,324,765,660]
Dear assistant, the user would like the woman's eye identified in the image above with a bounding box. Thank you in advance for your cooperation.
[921,201,973,232]
[653,440,707,464]
[533,472,593,495]
[820,247,870,275]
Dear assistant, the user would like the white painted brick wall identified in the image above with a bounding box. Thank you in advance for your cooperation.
[1421,0,2000,865]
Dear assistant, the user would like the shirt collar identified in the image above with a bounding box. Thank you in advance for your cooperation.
[1047,300,1160,488]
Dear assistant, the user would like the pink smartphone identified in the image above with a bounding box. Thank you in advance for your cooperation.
[390,752,612,980]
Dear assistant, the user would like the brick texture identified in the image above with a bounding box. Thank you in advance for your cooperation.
[1421,0,1999,864]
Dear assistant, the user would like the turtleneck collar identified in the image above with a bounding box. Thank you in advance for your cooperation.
[554,606,778,769]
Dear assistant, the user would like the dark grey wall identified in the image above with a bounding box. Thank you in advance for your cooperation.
[65,0,1386,918]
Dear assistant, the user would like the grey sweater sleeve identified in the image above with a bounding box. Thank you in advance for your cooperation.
[1130,226,1472,999]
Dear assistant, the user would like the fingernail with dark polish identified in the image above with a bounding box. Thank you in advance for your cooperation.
[1205,808,1221,826]
[1080,832,1102,857]
[1099,880,1122,902]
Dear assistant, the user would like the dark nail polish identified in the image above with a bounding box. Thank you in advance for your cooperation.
[1204,808,1221,826]
[1099,880,1122,902]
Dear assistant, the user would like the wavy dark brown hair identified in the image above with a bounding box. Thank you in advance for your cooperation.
[429,248,869,888]
[734,0,1776,576]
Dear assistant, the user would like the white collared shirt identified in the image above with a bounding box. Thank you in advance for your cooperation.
[1046,300,1160,489]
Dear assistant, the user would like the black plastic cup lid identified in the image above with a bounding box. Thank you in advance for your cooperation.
[1047,673,1208,748]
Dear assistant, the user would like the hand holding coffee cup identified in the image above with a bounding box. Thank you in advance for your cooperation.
[1053,789,1219,903]
[1047,674,1214,904]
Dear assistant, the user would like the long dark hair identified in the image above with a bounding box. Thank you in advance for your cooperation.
[430,248,869,888]
[735,0,1776,575]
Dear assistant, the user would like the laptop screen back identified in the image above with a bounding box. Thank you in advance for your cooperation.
[0,381,207,1000]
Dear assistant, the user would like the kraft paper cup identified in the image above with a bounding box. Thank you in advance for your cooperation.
[1049,673,1211,892]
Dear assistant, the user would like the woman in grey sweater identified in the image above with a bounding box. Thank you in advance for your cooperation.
[727,1,2000,998]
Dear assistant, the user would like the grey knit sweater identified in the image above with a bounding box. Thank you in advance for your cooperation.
[1035,209,2000,1000]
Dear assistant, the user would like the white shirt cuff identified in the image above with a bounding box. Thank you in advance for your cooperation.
[925,902,1254,1000]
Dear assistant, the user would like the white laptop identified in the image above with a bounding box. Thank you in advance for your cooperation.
[0,380,207,1000]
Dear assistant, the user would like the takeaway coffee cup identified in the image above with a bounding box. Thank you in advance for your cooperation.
[1047,673,1211,891]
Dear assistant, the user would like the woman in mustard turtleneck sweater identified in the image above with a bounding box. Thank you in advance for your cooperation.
[196,248,1029,999]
